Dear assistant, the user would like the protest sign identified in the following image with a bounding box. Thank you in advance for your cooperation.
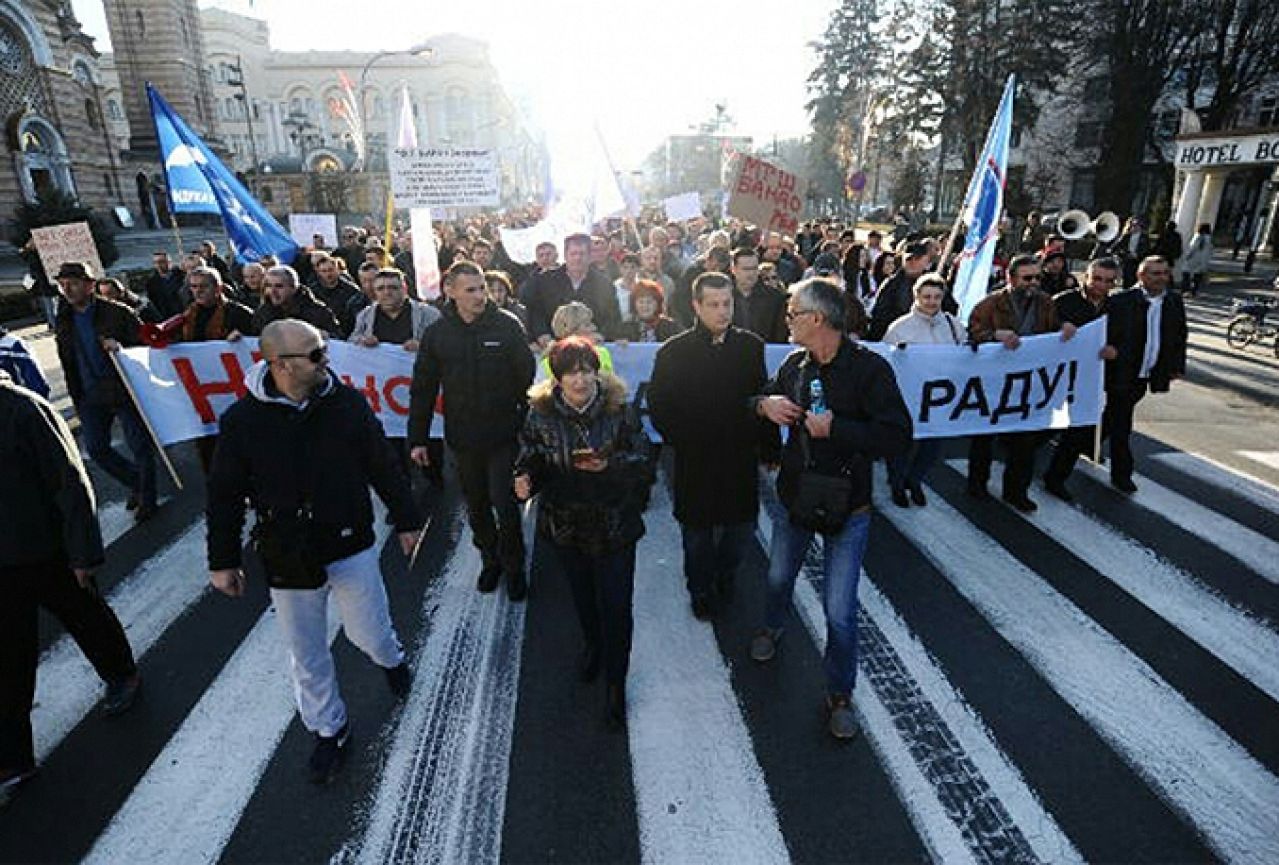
[288,213,338,247]
[725,155,805,236]
[116,323,1104,447]
[30,222,104,279]
[389,147,500,208]
[662,192,702,223]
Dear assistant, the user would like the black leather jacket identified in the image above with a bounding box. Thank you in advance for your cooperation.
[515,377,654,556]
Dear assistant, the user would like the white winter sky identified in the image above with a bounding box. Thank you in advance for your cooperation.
[71,0,834,170]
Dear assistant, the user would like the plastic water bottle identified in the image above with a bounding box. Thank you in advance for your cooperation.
[809,378,826,414]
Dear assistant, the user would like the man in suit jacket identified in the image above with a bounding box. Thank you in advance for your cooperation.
[1103,256,1187,493]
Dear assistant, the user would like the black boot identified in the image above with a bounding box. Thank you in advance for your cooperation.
[605,682,626,732]
[476,562,501,593]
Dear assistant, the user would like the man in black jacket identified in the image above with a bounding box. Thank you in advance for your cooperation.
[53,261,158,521]
[308,254,365,338]
[649,272,779,620]
[144,251,186,320]
[408,261,536,600]
[207,319,423,784]
[1102,256,1187,493]
[670,245,732,330]
[866,242,935,340]
[1,371,140,800]
[1042,258,1121,501]
[521,233,621,345]
[751,278,912,740]
[250,265,341,337]
[730,247,789,343]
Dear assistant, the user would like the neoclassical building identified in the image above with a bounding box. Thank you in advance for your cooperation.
[1,0,125,214]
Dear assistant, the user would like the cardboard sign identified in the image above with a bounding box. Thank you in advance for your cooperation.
[389,148,500,208]
[726,155,805,236]
[288,213,338,248]
[30,222,105,280]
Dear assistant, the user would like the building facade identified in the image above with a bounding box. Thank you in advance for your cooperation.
[1,0,125,214]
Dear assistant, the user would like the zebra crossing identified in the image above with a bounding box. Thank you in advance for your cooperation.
[3,438,1277,864]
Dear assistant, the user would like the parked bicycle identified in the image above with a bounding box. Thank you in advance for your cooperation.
[1225,295,1278,356]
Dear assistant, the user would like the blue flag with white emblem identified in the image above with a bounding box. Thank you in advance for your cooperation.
[952,75,1015,321]
[148,83,297,265]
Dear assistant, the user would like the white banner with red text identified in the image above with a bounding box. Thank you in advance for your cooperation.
[116,320,1105,446]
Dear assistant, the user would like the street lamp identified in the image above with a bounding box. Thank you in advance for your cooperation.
[358,41,433,171]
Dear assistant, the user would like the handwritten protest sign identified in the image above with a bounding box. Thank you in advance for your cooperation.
[30,222,104,279]
[288,213,338,247]
[389,148,500,208]
[725,155,805,236]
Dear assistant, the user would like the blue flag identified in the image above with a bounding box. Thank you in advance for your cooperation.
[148,84,297,265]
[952,75,1015,321]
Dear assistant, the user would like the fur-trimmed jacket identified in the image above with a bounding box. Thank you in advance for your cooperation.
[515,374,655,556]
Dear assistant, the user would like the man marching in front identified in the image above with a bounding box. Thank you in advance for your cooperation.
[751,279,912,739]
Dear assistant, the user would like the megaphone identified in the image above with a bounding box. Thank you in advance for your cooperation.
[1056,209,1092,241]
[140,314,186,348]
[1092,211,1121,244]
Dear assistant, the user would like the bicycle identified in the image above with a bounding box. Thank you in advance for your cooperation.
[1225,296,1278,356]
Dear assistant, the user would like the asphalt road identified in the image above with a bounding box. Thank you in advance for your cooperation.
[2,295,1276,863]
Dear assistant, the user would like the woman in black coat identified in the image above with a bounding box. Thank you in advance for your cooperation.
[513,337,654,730]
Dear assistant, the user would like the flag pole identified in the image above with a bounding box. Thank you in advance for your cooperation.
[108,351,184,491]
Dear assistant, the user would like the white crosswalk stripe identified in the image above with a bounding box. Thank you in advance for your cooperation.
[946,460,1279,701]
[21,449,1279,864]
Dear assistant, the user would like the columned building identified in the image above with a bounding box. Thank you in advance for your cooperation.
[1,0,124,213]
[1172,130,1279,251]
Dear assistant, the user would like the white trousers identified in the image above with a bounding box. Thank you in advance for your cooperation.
[269,545,404,737]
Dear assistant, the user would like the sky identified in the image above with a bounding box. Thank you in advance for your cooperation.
[70,0,834,170]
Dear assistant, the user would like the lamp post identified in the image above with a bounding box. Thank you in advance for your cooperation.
[227,55,261,193]
[357,41,433,172]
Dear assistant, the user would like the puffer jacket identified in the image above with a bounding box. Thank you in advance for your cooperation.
[515,374,655,556]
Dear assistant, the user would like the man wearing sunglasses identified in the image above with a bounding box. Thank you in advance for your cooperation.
[966,254,1077,512]
[206,319,423,784]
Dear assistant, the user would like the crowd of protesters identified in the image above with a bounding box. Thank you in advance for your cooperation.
[3,201,1189,799]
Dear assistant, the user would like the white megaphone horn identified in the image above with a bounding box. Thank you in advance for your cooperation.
[1092,211,1121,244]
[1056,209,1092,241]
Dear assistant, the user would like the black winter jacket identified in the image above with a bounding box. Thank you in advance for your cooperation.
[407,300,535,451]
[308,275,364,338]
[206,365,422,570]
[762,338,913,512]
[515,376,655,556]
[521,266,622,341]
[0,372,103,569]
[54,297,142,407]
[1105,287,1187,394]
[249,287,341,337]
[649,324,779,527]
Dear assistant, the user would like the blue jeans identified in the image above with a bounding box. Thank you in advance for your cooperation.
[887,439,943,491]
[680,522,752,599]
[77,399,157,508]
[764,511,870,697]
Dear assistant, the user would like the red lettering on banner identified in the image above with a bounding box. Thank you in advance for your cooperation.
[383,376,412,414]
[342,374,381,412]
[172,354,248,423]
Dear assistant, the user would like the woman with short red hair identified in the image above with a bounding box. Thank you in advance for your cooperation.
[620,279,682,342]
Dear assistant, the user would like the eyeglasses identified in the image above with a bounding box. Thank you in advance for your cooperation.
[785,309,816,322]
[275,345,327,364]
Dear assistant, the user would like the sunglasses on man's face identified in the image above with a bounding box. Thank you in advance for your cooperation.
[276,345,327,364]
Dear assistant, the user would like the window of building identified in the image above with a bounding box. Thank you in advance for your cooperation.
[72,60,92,86]
[1069,168,1096,211]
[1155,109,1180,138]
[1074,121,1104,148]
[104,172,114,196]
[1010,125,1023,149]
[135,10,145,38]
[85,98,99,129]
[1260,95,1278,128]
[107,98,123,120]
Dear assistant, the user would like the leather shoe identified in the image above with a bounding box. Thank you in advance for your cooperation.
[476,563,501,593]
[1111,475,1138,494]
[908,484,927,506]
[1001,492,1038,513]
[890,487,909,507]
[966,481,992,501]
[578,644,601,683]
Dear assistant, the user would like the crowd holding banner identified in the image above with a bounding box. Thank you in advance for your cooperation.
[116,320,1105,448]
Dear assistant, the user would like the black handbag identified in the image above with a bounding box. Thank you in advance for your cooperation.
[252,506,328,590]
[789,432,858,535]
